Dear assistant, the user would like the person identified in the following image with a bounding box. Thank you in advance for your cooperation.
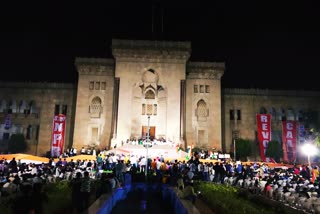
[80,171,91,212]
[180,180,198,204]
[70,172,82,213]
[81,147,86,155]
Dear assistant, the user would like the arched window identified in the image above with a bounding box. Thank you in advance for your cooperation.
[287,108,295,121]
[269,107,276,119]
[90,96,102,118]
[259,107,267,114]
[278,108,286,121]
[19,100,28,114]
[297,110,304,121]
[145,90,155,99]
[196,99,208,118]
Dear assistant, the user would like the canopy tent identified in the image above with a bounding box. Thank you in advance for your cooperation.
[65,154,97,162]
[0,153,50,164]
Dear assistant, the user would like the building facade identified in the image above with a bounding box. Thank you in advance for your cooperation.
[0,39,319,157]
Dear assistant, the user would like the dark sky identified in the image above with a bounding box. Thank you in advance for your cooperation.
[1,1,320,90]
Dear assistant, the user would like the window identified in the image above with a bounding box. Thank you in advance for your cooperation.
[145,90,155,99]
[298,110,304,121]
[101,82,106,90]
[62,105,67,115]
[200,85,204,93]
[90,97,102,116]
[230,109,241,120]
[236,110,241,120]
[259,107,267,114]
[142,104,146,115]
[194,85,198,93]
[27,125,32,140]
[54,104,60,115]
[0,100,7,113]
[269,107,276,119]
[95,82,100,90]
[147,104,153,115]
[197,99,207,117]
[205,85,210,93]
[153,104,157,115]
[19,100,27,113]
[279,108,286,121]
[35,125,40,140]
[287,108,295,121]
[89,81,94,90]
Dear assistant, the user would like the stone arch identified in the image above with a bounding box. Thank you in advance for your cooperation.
[278,107,286,121]
[269,107,276,120]
[19,100,28,113]
[90,96,102,117]
[287,108,295,121]
[196,99,208,118]
[144,88,156,100]
[259,107,267,114]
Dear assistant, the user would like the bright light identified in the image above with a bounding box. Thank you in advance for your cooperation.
[301,143,317,156]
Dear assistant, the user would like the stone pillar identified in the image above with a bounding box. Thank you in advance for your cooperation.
[180,80,186,149]
[111,77,120,149]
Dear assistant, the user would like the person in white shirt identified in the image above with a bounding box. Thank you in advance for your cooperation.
[73,148,77,156]
[81,147,86,155]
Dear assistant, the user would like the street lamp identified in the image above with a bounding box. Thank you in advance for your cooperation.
[145,115,150,179]
[301,143,317,169]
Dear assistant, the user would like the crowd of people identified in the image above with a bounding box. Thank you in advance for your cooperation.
[1,149,320,213]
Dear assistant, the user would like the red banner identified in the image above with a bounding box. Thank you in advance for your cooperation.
[282,121,297,162]
[256,114,272,162]
[51,114,66,157]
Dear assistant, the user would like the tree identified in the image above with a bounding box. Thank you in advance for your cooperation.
[310,128,320,146]
[265,140,283,162]
[235,138,252,161]
[8,134,27,153]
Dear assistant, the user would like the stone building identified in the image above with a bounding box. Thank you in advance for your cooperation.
[0,39,319,156]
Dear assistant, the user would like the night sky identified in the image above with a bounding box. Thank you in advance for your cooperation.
[1,2,320,90]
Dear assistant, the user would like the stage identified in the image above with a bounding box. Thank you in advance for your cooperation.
[107,143,188,159]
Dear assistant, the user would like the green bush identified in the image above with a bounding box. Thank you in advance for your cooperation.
[0,181,73,214]
[44,181,72,214]
[195,182,275,214]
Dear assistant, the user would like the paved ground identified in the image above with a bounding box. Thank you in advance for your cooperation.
[109,188,215,214]
[110,189,174,214]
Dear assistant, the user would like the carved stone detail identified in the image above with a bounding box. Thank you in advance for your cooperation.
[111,39,191,62]
[75,58,115,76]
[187,62,225,80]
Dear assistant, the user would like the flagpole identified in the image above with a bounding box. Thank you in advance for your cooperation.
[234,139,236,161]
[145,115,150,180]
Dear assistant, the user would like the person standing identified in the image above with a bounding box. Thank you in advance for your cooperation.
[70,172,82,214]
[80,171,91,213]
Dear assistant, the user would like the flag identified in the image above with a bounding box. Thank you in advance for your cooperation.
[186,144,193,160]
[51,114,66,157]
[256,114,271,162]
[176,144,181,152]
